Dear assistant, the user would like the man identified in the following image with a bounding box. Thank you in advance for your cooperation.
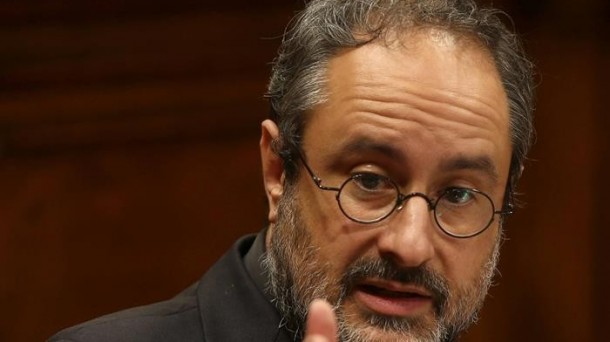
[50,0,534,341]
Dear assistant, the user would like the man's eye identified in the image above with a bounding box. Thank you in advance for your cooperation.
[443,188,475,205]
[352,173,387,191]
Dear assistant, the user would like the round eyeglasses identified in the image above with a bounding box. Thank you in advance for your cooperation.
[297,153,512,238]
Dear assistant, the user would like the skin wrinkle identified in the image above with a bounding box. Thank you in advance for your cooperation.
[325,36,509,149]
[349,80,504,129]
[325,115,502,193]
[341,111,499,153]
[327,95,507,168]
[337,81,506,144]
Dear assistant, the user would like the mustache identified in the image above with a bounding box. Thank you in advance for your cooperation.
[340,257,450,315]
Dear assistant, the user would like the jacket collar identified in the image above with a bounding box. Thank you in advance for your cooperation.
[197,232,294,342]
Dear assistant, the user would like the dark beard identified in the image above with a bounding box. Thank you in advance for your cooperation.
[261,184,500,342]
[261,185,328,339]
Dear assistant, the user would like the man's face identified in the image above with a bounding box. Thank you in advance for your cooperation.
[264,30,511,342]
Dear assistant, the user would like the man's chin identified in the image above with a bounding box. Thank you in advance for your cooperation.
[337,319,441,342]
[336,297,442,342]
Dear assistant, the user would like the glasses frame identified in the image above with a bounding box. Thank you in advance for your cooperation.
[296,151,513,239]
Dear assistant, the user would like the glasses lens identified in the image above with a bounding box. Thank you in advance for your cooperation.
[435,188,494,236]
[338,173,398,223]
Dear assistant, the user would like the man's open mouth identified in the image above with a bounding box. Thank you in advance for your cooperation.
[358,284,430,299]
[352,282,434,317]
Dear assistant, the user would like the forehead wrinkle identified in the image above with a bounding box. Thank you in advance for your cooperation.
[347,79,507,136]
[339,102,503,153]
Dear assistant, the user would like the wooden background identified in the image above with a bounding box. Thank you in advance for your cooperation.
[0,1,608,341]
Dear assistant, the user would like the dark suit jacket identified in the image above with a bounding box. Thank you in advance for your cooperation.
[49,234,294,341]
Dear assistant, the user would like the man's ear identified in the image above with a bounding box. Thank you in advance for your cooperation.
[260,119,285,224]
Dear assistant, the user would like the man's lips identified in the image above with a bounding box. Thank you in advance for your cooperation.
[352,279,434,317]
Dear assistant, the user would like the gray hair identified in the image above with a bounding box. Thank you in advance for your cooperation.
[266,0,535,209]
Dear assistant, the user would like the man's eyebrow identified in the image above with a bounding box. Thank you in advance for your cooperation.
[440,155,499,183]
[329,138,406,163]
[325,139,499,183]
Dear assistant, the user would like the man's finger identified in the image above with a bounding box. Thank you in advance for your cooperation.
[304,299,338,342]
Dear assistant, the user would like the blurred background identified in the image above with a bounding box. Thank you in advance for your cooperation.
[0,0,608,341]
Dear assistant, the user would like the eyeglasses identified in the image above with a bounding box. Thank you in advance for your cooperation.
[297,152,512,238]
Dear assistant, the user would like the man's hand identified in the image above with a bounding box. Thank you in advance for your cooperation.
[303,299,338,342]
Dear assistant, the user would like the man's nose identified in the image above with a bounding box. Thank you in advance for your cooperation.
[375,196,436,268]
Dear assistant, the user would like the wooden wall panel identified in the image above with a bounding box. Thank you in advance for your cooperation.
[0,8,293,152]
[593,3,610,338]
[0,2,298,341]
[0,141,266,341]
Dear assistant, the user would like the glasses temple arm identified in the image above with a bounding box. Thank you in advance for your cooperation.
[295,150,340,192]
[495,203,515,216]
